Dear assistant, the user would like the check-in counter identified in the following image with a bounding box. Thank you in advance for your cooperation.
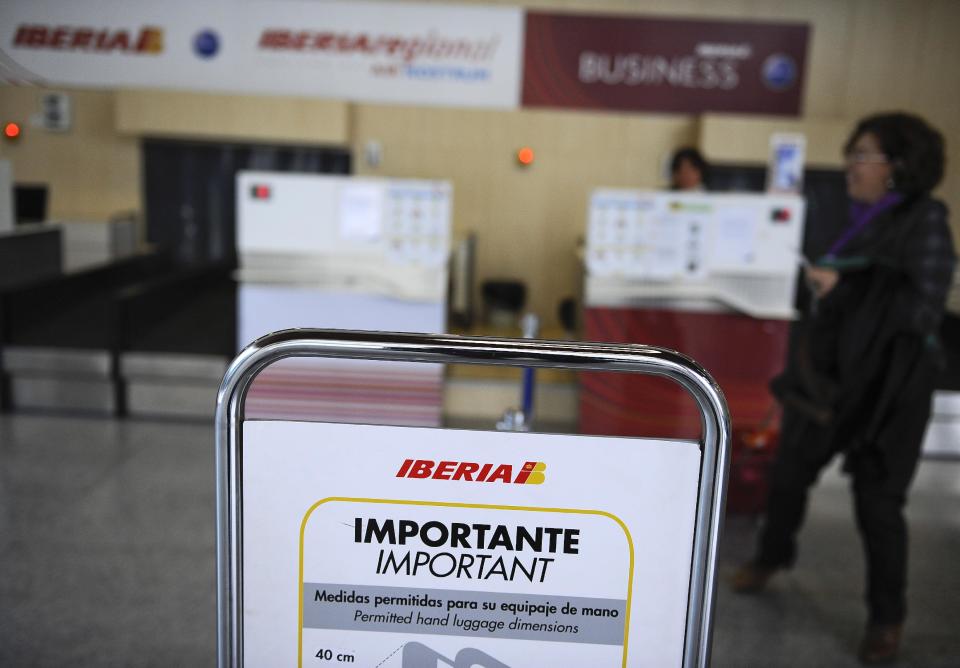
[579,191,806,510]
[116,262,236,419]
[922,313,960,458]
[54,218,139,272]
[1,251,172,414]
[0,225,62,289]
[235,171,451,426]
[0,225,63,408]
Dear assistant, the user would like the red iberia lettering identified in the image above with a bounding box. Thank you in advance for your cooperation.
[395,459,547,484]
[408,460,433,479]
[452,462,479,481]
[431,461,456,480]
[12,24,164,54]
[395,459,414,478]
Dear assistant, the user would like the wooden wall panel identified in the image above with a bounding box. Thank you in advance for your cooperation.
[0,87,139,220]
[699,115,850,167]
[115,90,350,145]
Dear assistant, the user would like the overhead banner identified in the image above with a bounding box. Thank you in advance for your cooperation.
[242,420,701,666]
[522,12,809,116]
[1,1,810,116]
[0,0,524,109]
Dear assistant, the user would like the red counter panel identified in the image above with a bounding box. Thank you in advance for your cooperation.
[581,306,788,512]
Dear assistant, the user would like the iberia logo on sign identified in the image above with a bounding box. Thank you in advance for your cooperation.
[396,459,547,484]
[13,25,164,54]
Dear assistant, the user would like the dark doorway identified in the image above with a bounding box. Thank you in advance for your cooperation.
[142,139,351,266]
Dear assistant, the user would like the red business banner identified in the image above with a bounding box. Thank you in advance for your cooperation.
[522,12,809,116]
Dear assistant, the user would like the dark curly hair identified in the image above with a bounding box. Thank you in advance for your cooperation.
[670,147,709,182]
[845,112,945,197]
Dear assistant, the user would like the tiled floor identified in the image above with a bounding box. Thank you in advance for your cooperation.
[1,414,957,666]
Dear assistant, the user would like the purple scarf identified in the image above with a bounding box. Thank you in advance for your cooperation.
[826,192,903,258]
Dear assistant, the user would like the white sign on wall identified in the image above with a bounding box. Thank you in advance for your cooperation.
[242,420,702,667]
[766,133,807,194]
[0,0,524,109]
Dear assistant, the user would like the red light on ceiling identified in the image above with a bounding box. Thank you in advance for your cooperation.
[251,184,271,199]
[4,122,21,140]
[517,147,534,166]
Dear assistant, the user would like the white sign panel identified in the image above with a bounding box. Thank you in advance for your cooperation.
[766,133,806,194]
[242,420,701,667]
[585,190,806,319]
[338,184,384,242]
[237,172,452,271]
[0,0,523,109]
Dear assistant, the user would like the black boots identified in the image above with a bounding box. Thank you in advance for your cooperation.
[858,623,902,664]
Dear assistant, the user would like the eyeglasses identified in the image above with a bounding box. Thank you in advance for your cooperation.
[844,150,889,165]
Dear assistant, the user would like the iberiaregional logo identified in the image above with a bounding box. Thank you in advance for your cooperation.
[193,29,219,59]
[762,53,797,90]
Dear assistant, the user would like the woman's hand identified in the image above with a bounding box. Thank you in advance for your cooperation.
[805,266,840,298]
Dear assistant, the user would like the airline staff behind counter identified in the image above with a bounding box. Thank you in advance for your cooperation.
[669,147,709,192]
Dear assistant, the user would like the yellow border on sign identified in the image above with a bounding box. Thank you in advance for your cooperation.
[296,497,635,667]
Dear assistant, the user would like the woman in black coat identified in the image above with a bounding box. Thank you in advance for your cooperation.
[733,113,956,664]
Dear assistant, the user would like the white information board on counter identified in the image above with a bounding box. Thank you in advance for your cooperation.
[234,171,453,337]
[237,172,452,276]
[585,191,806,319]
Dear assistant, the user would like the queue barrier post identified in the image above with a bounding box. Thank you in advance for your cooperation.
[216,329,731,668]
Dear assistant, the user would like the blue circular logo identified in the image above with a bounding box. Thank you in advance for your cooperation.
[193,30,219,59]
[762,54,797,91]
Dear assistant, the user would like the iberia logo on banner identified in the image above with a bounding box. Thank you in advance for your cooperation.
[522,12,809,116]
[13,24,164,54]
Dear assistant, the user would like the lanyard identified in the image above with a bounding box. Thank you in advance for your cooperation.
[825,192,902,258]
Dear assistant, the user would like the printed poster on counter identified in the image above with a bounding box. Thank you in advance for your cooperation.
[242,420,702,667]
